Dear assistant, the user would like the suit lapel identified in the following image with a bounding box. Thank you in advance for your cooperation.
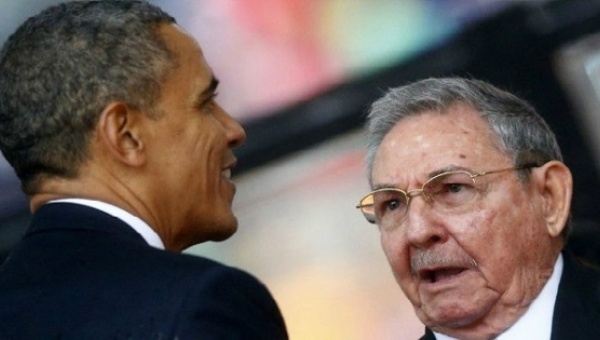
[419,328,436,340]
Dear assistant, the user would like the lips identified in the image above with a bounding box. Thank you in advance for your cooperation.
[420,267,466,283]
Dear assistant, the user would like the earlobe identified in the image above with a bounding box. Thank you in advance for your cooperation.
[535,161,572,238]
[97,102,145,167]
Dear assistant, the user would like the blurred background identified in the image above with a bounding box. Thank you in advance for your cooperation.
[3,0,600,338]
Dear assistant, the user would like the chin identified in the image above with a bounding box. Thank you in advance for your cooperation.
[211,227,237,242]
[209,217,238,242]
[424,306,485,331]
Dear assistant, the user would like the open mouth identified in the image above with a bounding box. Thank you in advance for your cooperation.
[221,168,232,179]
[222,158,237,181]
[421,267,466,283]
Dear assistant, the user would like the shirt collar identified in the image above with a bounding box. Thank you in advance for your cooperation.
[434,253,563,340]
[47,198,165,250]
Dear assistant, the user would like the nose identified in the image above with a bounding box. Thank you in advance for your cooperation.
[403,196,448,249]
[216,106,246,148]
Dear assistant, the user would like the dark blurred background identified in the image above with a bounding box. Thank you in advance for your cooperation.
[2,0,600,337]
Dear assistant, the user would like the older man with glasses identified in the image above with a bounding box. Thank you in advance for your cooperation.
[356,77,600,340]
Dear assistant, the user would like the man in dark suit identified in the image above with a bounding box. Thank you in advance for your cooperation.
[0,1,287,338]
[355,77,600,339]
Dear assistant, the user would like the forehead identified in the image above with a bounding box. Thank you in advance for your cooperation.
[157,23,213,96]
[372,104,510,182]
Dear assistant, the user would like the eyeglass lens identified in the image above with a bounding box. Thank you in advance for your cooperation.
[359,171,477,225]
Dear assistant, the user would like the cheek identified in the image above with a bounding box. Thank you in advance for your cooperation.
[186,124,223,168]
[381,233,396,268]
[462,209,504,255]
[380,231,418,293]
[453,186,532,251]
[381,231,406,269]
[197,127,229,164]
[453,196,535,286]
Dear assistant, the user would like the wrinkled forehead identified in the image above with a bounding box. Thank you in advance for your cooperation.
[371,107,510,185]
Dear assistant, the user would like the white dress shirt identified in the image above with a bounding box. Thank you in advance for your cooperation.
[434,254,564,340]
[47,198,165,250]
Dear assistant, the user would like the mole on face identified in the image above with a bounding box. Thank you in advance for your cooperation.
[459,154,466,159]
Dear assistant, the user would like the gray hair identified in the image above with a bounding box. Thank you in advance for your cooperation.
[365,77,563,183]
[0,0,176,194]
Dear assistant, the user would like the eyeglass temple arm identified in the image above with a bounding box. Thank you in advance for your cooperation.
[477,162,542,177]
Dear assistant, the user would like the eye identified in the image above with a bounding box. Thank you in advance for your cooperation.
[195,92,219,113]
[373,190,408,216]
[446,183,467,193]
[385,199,402,211]
[425,172,477,206]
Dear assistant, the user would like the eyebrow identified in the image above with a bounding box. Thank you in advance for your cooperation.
[372,183,400,190]
[194,76,220,106]
[427,165,472,178]
[371,165,474,190]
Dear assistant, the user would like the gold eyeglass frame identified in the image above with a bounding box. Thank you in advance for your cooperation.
[356,163,539,224]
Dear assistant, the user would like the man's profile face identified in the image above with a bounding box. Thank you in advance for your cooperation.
[141,24,246,249]
[371,104,557,335]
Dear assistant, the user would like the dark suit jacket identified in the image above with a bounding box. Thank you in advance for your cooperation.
[0,203,288,339]
[419,252,600,340]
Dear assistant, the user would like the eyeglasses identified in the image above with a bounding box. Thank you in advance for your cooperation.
[356,163,539,226]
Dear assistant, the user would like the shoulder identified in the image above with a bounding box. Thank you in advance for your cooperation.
[157,251,277,309]
[558,251,600,311]
[144,248,252,279]
[154,252,288,338]
[560,251,600,287]
[552,251,600,339]
[94,248,289,338]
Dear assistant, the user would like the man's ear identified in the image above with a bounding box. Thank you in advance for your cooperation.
[533,161,573,238]
[96,102,145,167]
